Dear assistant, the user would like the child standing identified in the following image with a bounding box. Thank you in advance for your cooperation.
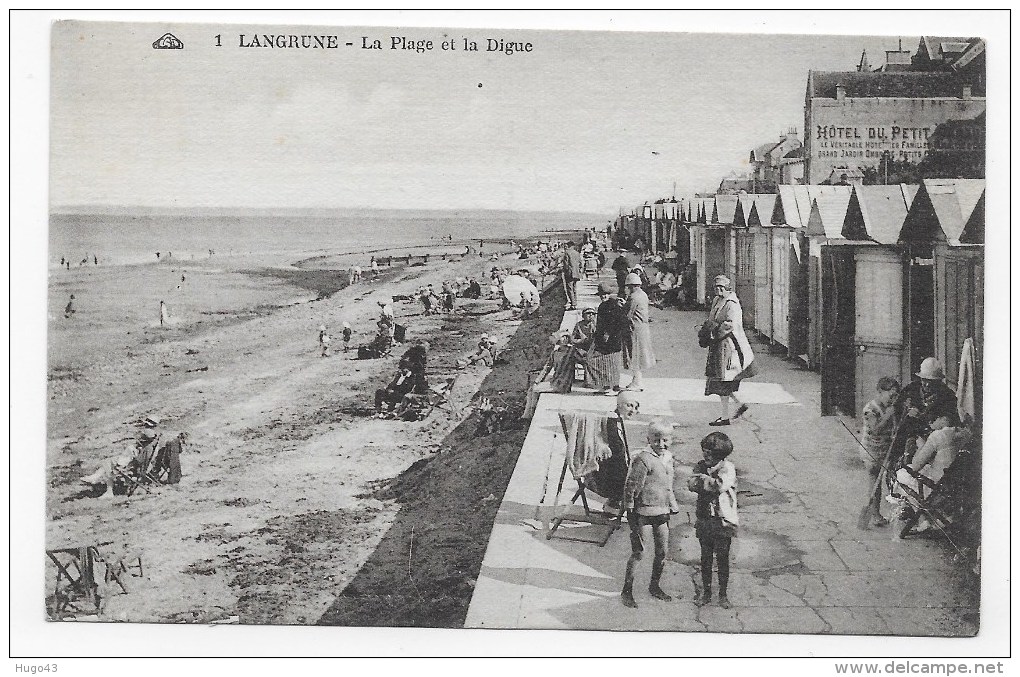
[861,376,901,474]
[688,432,738,609]
[341,322,352,353]
[318,325,331,358]
[621,421,680,608]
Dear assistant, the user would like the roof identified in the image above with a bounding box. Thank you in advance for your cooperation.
[958,191,985,244]
[712,194,739,225]
[807,70,984,99]
[899,179,985,244]
[920,36,973,62]
[772,185,803,228]
[749,142,778,163]
[783,147,805,160]
[805,186,853,239]
[749,194,777,228]
[842,184,919,245]
[733,193,755,227]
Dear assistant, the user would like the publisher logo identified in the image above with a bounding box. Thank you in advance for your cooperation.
[153,33,184,50]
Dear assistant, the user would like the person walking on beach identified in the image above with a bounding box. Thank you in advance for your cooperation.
[622,420,680,608]
[342,322,352,352]
[64,294,76,319]
[159,300,170,327]
[94,254,98,265]
[611,253,632,297]
[588,282,626,394]
[621,273,655,391]
[318,325,332,357]
[60,256,65,267]
[561,241,583,310]
[701,275,756,426]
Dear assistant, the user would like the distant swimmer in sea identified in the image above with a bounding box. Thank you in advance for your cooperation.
[160,300,170,327]
[156,252,161,260]
[64,294,76,319]
[94,255,98,265]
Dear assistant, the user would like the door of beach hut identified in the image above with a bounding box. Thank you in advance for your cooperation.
[853,246,906,421]
[788,230,810,360]
[734,229,755,328]
[753,225,772,342]
[820,245,857,416]
[704,227,727,303]
[934,244,983,389]
[770,226,791,351]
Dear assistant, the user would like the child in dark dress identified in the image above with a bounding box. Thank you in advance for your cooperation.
[688,431,738,609]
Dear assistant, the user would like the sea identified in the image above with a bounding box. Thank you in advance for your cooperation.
[48,207,607,267]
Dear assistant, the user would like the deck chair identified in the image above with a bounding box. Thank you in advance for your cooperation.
[47,546,102,618]
[46,542,143,618]
[420,376,459,419]
[546,412,624,547]
[895,449,977,540]
[111,436,163,496]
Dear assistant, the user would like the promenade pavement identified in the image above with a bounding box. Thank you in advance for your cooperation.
[465,268,978,635]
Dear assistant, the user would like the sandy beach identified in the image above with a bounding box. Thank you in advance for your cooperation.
[46,235,570,625]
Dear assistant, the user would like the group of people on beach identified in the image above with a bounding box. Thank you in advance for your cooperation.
[59,254,98,269]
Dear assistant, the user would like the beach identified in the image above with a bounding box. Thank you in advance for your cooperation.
[46,232,572,625]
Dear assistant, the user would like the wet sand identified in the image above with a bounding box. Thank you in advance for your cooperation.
[46,236,569,624]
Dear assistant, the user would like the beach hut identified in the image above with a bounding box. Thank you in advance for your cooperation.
[899,179,985,391]
[732,194,756,328]
[706,195,736,304]
[750,195,773,343]
[688,197,718,306]
[803,186,852,375]
[769,186,809,358]
[828,183,918,417]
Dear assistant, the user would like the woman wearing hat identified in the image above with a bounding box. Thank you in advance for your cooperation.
[521,330,576,418]
[621,272,656,391]
[703,274,756,426]
[588,282,627,394]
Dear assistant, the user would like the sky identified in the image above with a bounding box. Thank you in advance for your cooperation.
[51,21,910,213]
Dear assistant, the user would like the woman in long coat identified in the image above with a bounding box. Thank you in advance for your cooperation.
[621,272,656,391]
[587,283,627,394]
[703,274,756,426]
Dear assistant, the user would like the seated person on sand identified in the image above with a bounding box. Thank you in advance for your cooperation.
[399,339,429,374]
[79,429,161,496]
[521,331,576,419]
[375,365,428,417]
[458,334,499,369]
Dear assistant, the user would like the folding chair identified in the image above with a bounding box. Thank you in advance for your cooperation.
[546,413,625,547]
[47,546,101,618]
[111,436,162,496]
[896,450,977,540]
[422,376,460,418]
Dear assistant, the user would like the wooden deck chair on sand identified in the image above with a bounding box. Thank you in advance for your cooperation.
[46,542,144,619]
[546,412,624,547]
[111,435,163,496]
[894,449,979,541]
[390,375,459,421]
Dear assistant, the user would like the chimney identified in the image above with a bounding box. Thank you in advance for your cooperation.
[962,85,972,99]
[835,83,846,102]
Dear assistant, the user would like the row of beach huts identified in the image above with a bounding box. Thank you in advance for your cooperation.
[614,179,984,420]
